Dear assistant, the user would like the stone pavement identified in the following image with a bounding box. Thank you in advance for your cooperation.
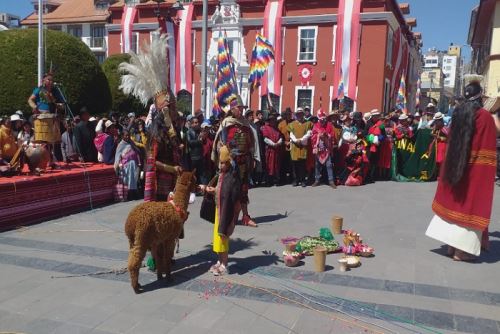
[0,181,499,334]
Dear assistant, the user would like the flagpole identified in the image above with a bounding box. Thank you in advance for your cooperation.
[200,0,208,118]
[38,0,44,85]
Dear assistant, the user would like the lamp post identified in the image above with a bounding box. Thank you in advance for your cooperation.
[201,0,208,118]
[38,0,44,86]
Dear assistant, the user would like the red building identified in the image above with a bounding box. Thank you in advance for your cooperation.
[107,0,421,116]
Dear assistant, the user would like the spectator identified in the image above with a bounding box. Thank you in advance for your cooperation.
[103,120,119,165]
[17,121,34,147]
[94,118,108,163]
[73,108,97,162]
[61,119,78,163]
[0,116,19,165]
[115,129,141,199]
[187,116,203,184]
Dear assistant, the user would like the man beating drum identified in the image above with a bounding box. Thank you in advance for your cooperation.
[27,73,64,169]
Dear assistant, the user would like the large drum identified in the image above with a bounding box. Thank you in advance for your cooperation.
[34,113,61,143]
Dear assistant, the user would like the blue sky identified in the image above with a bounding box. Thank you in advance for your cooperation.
[1,0,479,59]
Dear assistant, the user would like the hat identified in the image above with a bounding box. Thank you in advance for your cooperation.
[414,112,421,117]
[186,114,194,121]
[244,109,254,117]
[89,117,97,122]
[127,112,135,118]
[15,110,24,116]
[398,114,409,121]
[340,114,351,121]
[370,109,381,116]
[104,120,114,129]
[328,109,340,117]
[433,112,444,120]
[363,112,372,121]
[316,108,327,120]
[10,114,21,121]
[201,121,211,129]
[295,107,304,114]
[219,145,231,163]
[426,103,435,108]
[304,106,311,110]
[229,95,246,109]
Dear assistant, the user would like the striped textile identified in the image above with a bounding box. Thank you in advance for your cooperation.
[175,3,194,93]
[121,5,137,53]
[0,163,117,230]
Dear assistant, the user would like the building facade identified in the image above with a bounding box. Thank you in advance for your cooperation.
[0,12,21,29]
[468,0,500,100]
[106,0,421,116]
[21,0,113,63]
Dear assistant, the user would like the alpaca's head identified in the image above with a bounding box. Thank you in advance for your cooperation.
[175,170,197,194]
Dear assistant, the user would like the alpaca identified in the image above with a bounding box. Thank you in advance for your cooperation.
[125,170,196,294]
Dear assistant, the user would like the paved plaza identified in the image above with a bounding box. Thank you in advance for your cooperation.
[0,181,499,334]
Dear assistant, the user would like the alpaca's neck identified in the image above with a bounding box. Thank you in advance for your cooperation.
[172,185,189,211]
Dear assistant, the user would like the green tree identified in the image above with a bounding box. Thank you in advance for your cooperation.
[0,29,111,116]
[101,54,143,115]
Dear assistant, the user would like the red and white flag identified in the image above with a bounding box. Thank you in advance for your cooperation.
[175,4,194,94]
[262,0,284,97]
[332,0,361,101]
[121,5,138,53]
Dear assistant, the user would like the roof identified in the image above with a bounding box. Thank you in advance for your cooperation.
[22,0,109,25]
[110,0,201,9]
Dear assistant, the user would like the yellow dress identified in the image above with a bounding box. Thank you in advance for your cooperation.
[213,208,229,253]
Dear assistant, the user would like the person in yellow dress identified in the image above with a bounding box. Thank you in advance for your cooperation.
[201,145,241,276]
[288,108,313,187]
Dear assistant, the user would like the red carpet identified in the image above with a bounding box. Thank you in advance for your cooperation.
[0,163,118,230]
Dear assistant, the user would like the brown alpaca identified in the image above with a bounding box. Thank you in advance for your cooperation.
[125,170,196,294]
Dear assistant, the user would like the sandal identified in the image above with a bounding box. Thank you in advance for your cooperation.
[242,215,258,228]
[213,264,227,276]
[209,261,221,273]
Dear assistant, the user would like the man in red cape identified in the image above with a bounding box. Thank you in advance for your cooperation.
[426,80,496,261]
[260,112,283,186]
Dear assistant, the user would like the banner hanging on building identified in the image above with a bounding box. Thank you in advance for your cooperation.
[175,4,194,94]
[332,0,361,101]
[121,5,138,53]
[262,0,284,97]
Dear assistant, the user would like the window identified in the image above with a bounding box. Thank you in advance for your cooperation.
[386,28,394,65]
[91,25,105,48]
[131,33,139,53]
[95,53,106,64]
[177,90,193,116]
[48,25,61,31]
[297,26,318,62]
[260,93,280,113]
[67,25,82,38]
[295,87,314,111]
[95,1,109,11]
[331,25,337,62]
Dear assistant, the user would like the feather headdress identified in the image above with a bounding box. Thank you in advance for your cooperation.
[119,34,171,106]
[119,33,177,133]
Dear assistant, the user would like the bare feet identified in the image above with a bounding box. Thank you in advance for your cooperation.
[242,215,257,227]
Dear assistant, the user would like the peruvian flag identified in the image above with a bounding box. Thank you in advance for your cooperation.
[121,5,138,53]
[332,0,362,101]
[262,0,284,97]
[175,3,194,94]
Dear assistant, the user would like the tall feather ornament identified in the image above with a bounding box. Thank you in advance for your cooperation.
[119,34,171,106]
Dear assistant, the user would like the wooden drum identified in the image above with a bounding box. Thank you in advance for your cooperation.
[34,113,61,143]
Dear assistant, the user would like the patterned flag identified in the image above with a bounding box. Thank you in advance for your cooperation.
[249,33,275,92]
[337,69,345,100]
[396,73,407,114]
[416,78,421,109]
[212,32,239,116]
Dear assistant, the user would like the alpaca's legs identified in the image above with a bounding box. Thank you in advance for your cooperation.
[151,244,165,280]
[165,241,176,281]
[128,242,147,294]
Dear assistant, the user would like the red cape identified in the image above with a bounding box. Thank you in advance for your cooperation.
[432,108,497,232]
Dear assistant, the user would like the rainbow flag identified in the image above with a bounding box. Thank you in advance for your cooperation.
[337,69,345,100]
[249,33,275,92]
[396,73,407,114]
[212,32,238,116]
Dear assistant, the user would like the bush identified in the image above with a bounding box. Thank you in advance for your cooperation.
[101,54,144,116]
[0,29,111,117]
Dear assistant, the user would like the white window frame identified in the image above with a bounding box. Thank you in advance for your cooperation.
[297,26,318,63]
[294,85,315,112]
[331,24,337,63]
[281,27,286,64]
[386,27,394,67]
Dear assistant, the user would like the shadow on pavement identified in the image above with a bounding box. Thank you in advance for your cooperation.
[430,241,500,264]
[140,238,261,293]
[252,213,289,225]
